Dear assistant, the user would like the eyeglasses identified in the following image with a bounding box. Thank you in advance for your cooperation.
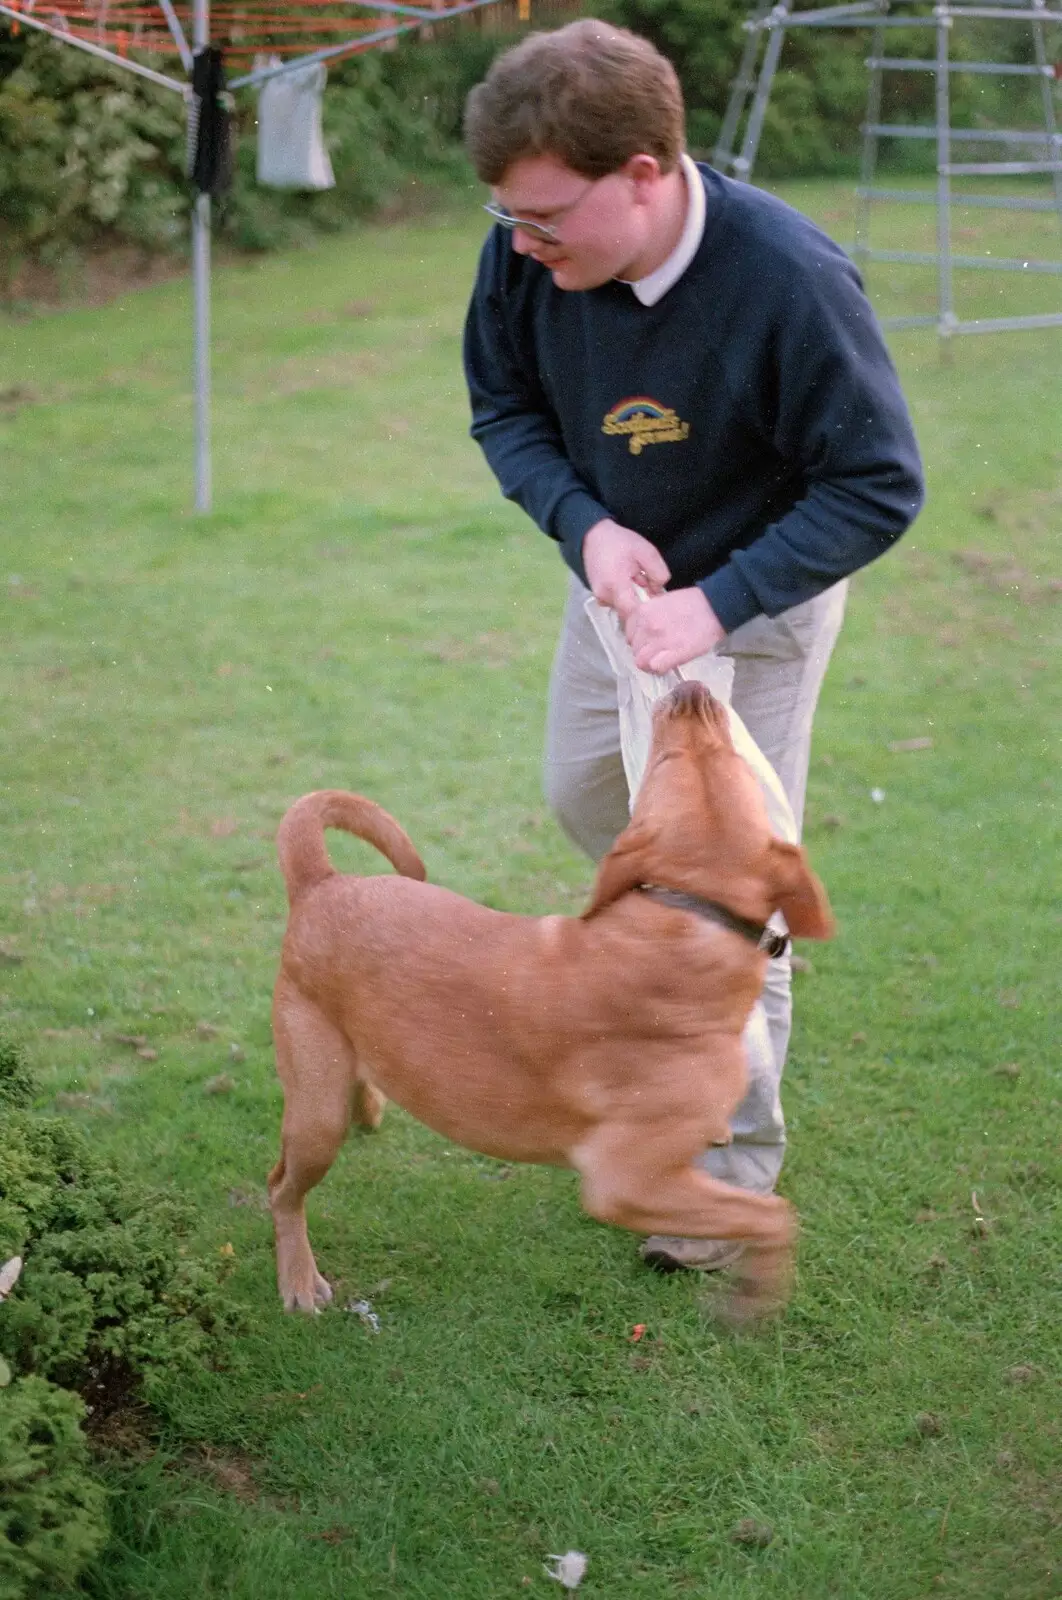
[482,179,598,244]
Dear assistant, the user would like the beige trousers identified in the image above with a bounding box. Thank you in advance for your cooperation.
[543,575,848,1194]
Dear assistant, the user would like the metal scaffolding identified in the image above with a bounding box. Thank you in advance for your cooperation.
[714,0,1062,336]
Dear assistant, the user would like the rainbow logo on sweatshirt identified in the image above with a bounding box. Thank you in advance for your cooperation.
[601,397,691,456]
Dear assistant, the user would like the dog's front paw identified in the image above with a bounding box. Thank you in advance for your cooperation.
[280,1267,334,1314]
[710,1244,792,1330]
[713,1282,787,1331]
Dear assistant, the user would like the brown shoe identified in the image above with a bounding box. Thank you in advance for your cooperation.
[640,1236,746,1274]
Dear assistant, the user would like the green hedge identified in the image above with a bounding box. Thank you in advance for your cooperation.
[0,1039,244,1599]
[0,1377,108,1600]
[1,7,1050,271]
[596,0,867,175]
[0,27,504,272]
[598,0,1055,176]
[0,1108,241,1402]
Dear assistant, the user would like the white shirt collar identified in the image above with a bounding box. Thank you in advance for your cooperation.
[625,153,706,307]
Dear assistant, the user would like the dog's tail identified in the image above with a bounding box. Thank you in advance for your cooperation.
[276,790,427,907]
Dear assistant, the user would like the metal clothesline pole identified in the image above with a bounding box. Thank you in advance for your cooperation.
[1,0,511,507]
[157,0,193,71]
[229,0,514,91]
[192,0,211,513]
[0,0,185,88]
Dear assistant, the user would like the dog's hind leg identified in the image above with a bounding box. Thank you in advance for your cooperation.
[270,979,358,1312]
[353,1078,387,1130]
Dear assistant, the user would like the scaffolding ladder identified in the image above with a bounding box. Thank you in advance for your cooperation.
[714,0,1062,335]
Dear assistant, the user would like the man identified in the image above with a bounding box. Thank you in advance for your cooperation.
[461,20,924,1272]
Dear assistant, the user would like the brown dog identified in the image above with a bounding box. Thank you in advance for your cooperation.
[269,681,834,1321]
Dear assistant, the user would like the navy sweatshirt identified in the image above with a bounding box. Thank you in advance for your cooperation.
[463,163,924,633]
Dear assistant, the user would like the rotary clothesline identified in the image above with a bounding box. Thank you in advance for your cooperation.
[1,0,450,63]
[0,0,495,72]
[0,0,516,507]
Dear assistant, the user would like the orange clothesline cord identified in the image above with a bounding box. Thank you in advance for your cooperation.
[43,4,420,15]
[11,0,525,56]
[40,0,476,11]
[43,2,426,11]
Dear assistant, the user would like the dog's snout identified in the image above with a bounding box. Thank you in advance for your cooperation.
[662,680,714,716]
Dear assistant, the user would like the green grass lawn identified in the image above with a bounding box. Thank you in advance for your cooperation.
[1,182,1060,1599]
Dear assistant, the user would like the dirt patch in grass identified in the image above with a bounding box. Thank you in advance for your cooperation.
[87,1398,157,1462]
[0,385,40,415]
[81,1357,146,1433]
[4,245,191,314]
[195,1448,262,1504]
[951,548,1062,605]
[254,349,389,399]
[425,630,526,667]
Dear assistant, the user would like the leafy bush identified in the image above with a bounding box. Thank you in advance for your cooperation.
[0,26,503,269]
[0,1377,108,1600]
[220,41,487,253]
[597,0,1057,177]
[0,1036,245,1598]
[2,3,1053,269]
[0,1106,242,1405]
[0,36,187,279]
[0,1042,34,1114]
[597,0,869,175]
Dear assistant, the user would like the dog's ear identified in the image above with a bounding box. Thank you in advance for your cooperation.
[583,822,656,918]
[767,840,835,940]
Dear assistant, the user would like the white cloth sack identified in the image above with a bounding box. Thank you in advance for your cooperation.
[584,594,795,1097]
[584,595,797,845]
[256,60,335,191]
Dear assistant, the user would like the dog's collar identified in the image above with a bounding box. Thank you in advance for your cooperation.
[637,885,790,958]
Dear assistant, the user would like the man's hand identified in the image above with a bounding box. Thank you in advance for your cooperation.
[582,519,670,618]
[624,586,726,675]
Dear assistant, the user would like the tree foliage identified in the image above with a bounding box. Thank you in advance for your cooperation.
[2,7,1052,266]
[0,27,504,270]
[596,0,869,173]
